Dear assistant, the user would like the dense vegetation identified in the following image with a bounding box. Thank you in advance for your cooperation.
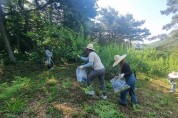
[1,0,178,117]
[0,0,151,63]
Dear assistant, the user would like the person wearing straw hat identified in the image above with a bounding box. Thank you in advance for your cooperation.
[168,72,178,92]
[78,43,107,99]
[113,54,137,106]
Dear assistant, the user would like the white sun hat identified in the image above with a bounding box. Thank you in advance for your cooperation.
[113,54,127,67]
[86,43,94,50]
[168,72,178,79]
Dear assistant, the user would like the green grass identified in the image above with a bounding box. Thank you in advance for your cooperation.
[84,100,124,118]
[0,62,178,117]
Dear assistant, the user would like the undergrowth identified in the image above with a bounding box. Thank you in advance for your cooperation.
[0,62,178,117]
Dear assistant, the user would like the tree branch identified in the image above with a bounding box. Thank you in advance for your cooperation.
[18,0,25,10]
[19,0,53,14]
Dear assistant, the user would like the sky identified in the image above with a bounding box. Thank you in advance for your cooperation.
[97,0,172,43]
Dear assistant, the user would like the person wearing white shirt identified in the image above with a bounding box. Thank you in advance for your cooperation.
[78,43,107,99]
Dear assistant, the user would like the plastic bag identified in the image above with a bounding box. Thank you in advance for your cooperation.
[110,76,130,93]
[76,68,87,83]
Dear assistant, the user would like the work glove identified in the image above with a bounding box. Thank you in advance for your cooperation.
[78,65,84,69]
[77,55,81,58]
[120,73,125,78]
[114,76,119,79]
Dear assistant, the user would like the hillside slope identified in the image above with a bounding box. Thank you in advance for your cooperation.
[147,37,178,52]
[1,62,178,117]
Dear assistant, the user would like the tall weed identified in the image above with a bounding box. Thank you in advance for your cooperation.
[96,43,178,77]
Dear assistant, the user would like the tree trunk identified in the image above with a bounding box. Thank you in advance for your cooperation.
[0,4,16,63]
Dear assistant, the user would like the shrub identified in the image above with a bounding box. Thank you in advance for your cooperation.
[84,100,125,118]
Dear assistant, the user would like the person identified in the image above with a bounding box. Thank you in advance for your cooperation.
[168,72,178,92]
[44,46,54,70]
[113,54,137,106]
[78,43,107,99]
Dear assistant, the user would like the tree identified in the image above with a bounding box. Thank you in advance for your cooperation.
[58,0,98,33]
[30,0,98,31]
[161,0,178,33]
[0,0,16,63]
[0,0,99,63]
[96,7,150,44]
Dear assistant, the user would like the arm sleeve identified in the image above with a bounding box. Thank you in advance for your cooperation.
[82,61,93,68]
[122,63,132,77]
[80,56,89,61]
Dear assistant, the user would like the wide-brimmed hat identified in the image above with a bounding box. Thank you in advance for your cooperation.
[168,72,178,78]
[113,54,127,67]
[86,43,94,50]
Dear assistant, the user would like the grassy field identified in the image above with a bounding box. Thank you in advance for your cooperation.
[0,62,178,118]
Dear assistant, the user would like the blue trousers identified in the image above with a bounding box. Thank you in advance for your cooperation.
[119,74,137,104]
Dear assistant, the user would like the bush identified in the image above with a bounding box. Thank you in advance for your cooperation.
[84,101,125,118]
[27,25,90,64]
[97,43,178,77]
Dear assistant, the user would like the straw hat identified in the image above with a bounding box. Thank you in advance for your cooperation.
[113,54,127,67]
[168,72,178,79]
[86,43,94,50]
